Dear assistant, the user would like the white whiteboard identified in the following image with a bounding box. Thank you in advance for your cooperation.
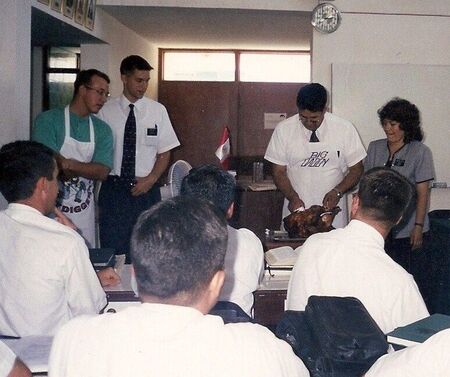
[331,63,450,184]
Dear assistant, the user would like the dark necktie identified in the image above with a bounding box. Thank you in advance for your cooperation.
[309,130,319,143]
[120,104,136,181]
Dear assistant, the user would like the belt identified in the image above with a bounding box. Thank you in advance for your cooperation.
[106,175,136,187]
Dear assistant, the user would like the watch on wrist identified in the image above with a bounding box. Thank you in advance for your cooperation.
[332,188,342,199]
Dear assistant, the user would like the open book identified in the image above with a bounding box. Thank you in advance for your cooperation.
[264,246,299,268]
[387,313,450,347]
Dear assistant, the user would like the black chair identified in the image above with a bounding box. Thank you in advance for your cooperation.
[209,301,252,323]
[427,210,450,314]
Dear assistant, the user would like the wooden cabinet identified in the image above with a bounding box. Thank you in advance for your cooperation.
[253,289,287,329]
[230,183,284,241]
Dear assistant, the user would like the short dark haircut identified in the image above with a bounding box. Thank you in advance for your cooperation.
[296,83,328,112]
[358,167,414,227]
[73,69,110,96]
[0,141,55,203]
[180,164,235,215]
[378,98,423,143]
[120,55,153,75]
[130,196,228,301]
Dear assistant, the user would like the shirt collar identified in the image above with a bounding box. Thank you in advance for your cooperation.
[300,114,327,140]
[6,203,43,217]
[347,219,385,249]
[119,94,145,114]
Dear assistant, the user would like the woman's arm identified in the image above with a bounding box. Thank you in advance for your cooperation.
[410,181,430,249]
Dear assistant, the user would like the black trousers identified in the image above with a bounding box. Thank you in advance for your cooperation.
[98,176,161,259]
[385,231,432,309]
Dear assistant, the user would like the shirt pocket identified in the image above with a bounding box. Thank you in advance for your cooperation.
[140,126,159,147]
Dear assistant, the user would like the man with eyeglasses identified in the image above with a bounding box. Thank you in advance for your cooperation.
[32,69,113,247]
[265,83,366,228]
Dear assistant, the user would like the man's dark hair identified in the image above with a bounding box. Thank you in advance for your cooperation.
[296,83,328,112]
[73,69,110,96]
[358,167,414,227]
[130,196,228,300]
[120,55,153,75]
[0,141,55,203]
[180,164,235,215]
[377,97,423,143]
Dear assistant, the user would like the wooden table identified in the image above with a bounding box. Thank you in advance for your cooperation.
[105,264,291,329]
[253,272,290,329]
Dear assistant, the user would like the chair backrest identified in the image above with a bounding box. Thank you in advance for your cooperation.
[209,301,252,324]
[276,296,388,377]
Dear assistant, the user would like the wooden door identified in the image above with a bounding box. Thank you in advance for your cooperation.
[159,81,239,168]
[158,80,303,169]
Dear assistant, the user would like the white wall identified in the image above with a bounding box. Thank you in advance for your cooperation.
[311,1,450,186]
[0,0,31,145]
[312,13,450,88]
[81,8,157,98]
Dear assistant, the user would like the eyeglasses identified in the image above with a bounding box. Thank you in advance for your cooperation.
[84,85,110,98]
[298,109,325,125]
[299,114,322,124]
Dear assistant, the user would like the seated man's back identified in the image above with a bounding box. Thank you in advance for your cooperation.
[366,328,450,377]
[49,303,307,377]
[286,221,428,333]
[180,165,264,316]
[0,141,106,337]
[220,226,264,316]
[286,168,429,334]
[49,196,307,377]
[0,204,106,336]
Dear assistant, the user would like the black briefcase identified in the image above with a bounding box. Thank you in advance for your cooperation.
[276,296,389,377]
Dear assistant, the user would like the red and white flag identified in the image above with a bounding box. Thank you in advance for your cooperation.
[215,126,231,169]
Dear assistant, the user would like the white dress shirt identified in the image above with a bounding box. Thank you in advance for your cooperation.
[98,94,180,177]
[219,226,264,316]
[49,303,309,377]
[0,204,106,336]
[287,219,429,334]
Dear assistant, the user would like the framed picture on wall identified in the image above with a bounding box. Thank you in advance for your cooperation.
[38,0,50,5]
[85,0,97,30]
[51,0,63,12]
[63,0,76,19]
[74,0,87,25]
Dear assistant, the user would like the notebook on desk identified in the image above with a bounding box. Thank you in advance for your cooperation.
[88,248,116,268]
[387,313,450,347]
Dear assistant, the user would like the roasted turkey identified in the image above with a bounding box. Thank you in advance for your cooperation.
[283,205,341,238]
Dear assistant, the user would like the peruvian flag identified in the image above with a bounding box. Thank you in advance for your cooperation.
[215,126,231,169]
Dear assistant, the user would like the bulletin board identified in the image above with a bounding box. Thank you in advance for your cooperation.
[331,63,450,184]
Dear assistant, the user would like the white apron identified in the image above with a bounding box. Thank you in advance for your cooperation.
[282,139,348,229]
[58,106,96,247]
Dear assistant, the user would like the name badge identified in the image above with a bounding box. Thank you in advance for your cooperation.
[393,158,405,167]
[147,125,158,136]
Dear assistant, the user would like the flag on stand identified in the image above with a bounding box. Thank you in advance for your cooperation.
[215,126,231,170]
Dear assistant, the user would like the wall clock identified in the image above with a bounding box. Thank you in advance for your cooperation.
[311,3,342,34]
